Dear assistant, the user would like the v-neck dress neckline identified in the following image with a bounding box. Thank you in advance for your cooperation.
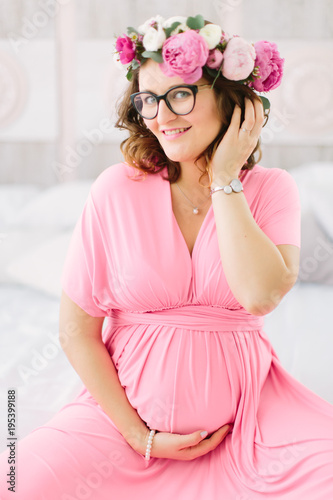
[164,173,214,261]
[161,167,251,261]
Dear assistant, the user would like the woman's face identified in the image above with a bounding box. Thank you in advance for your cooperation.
[138,60,222,167]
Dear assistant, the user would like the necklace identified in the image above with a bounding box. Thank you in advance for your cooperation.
[175,182,211,215]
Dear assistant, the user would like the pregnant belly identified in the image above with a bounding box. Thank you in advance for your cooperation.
[111,325,242,435]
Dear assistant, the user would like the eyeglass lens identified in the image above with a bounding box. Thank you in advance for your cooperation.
[133,87,195,119]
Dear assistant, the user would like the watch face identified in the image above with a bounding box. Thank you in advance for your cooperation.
[230,179,243,192]
[223,185,233,194]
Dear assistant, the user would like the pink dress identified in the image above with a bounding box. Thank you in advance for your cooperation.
[1,163,333,499]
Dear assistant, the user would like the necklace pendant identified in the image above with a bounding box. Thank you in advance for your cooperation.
[193,207,199,215]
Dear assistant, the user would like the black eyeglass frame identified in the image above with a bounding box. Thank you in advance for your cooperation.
[130,84,211,120]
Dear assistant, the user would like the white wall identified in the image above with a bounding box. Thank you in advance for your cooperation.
[0,0,332,186]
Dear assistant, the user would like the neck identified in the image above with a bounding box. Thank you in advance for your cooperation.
[176,160,211,195]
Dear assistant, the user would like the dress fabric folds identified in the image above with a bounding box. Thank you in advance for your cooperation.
[1,162,333,500]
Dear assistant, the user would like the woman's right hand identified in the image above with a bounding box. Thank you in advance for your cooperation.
[137,424,232,461]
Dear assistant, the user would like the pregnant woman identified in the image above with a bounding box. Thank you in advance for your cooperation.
[1,14,333,500]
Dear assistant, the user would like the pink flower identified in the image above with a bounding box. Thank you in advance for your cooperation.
[222,36,256,81]
[250,40,284,92]
[115,35,136,64]
[159,30,209,84]
[206,49,223,69]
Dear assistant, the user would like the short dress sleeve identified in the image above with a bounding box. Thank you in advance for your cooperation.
[254,168,301,248]
[61,178,110,317]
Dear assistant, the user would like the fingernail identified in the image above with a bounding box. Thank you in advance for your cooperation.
[200,431,208,438]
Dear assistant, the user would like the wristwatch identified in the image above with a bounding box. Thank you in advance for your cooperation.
[210,179,243,196]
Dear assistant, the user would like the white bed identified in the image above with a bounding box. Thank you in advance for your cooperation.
[1,162,333,453]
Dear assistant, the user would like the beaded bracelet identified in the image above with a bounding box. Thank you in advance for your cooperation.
[145,429,156,464]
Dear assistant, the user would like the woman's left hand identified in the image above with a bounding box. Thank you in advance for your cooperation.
[209,97,265,185]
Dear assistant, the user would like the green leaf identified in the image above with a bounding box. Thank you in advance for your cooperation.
[126,69,133,81]
[186,15,205,30]
[164,22,181,38]
[211,67,222,89]
[141,51,164,63]
[127,27,138,35]
[205,67,218,78]
[259,95,271,112]
[235,79,247,85]
[131,59,140,70]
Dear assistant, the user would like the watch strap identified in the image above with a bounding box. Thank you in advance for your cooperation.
[210,179,243,196]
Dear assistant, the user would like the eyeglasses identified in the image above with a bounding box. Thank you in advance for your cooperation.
[130,84,211,120]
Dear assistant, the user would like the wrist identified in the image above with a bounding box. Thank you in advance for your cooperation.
[210,172,240,188]
[211,177,233,189]
[124,424,150,455]
[210,178,244,196]
[144,429,156,462]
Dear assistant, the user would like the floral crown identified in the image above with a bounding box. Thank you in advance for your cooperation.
[114,14,284,111]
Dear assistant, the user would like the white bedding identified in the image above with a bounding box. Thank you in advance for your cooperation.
[264,281,333,404]
[1,162,333,452]
[0,285,82,452]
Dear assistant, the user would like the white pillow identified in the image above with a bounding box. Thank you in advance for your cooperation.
[264,282,333,404]
[310,184,333,240]
[298,210,333,285]
[289,162,333,285]
[289,162,333,214]
[0,230,56,284]
[10,180,93,229]
[290,162,333,184]
[290,162,333,242]
[0,184,41,231]
[5,231,73,297]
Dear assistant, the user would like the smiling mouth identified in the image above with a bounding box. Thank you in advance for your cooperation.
[162,127,191,136]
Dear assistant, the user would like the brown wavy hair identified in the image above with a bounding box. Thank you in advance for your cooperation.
[115,63,269,187]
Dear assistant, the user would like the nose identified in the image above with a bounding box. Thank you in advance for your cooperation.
[156,99,177,124]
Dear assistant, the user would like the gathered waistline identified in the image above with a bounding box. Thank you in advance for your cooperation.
[109,304,264,332]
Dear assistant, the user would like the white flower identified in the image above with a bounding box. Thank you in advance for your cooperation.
[138,15,165,35]
[169,22,191,36]
[143,26,166,51]
[113,51,125,69]
[163,16,187,29]
[162,17,191,36]
[128,32,139,42]
[111,39,125,69]
[199,24,222,50]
